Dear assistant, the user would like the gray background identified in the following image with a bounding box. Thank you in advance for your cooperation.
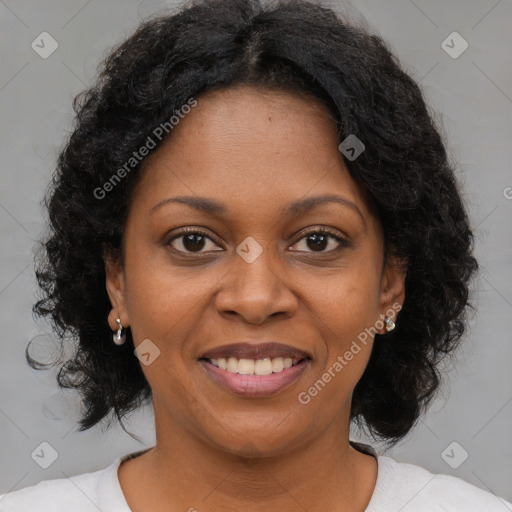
[1,0,511,503]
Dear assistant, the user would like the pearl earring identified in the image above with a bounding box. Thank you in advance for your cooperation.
[384,316,396,332]
[113,318,126,345]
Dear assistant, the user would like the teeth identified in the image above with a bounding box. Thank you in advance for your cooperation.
[209,356,302,375]
[238,358,254,375]
[254,358,273,376]
[271,357,284,372]
[227,357,238,373]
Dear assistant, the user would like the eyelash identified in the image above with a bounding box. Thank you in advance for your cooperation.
[166,226,350,256]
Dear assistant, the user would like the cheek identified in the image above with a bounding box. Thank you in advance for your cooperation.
[305,286,377,409]
[309,263,381,374]
[318,264,381,329]
[123,245,225,359]
[122,256,199,394]
[122,245,195,345]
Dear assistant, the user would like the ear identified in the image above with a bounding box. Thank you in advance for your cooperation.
[103,252,130,331]
[377,256,407,334]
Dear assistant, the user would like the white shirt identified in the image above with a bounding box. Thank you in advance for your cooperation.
[0,447,510,511]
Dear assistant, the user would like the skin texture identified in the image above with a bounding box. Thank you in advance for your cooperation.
[104,86,406,512]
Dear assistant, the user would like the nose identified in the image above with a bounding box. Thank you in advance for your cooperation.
[214,241,298,325]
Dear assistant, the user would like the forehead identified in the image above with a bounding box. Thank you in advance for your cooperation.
[171,85,339,156]
[130,85,374,222]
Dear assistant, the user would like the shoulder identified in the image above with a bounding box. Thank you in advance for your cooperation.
[369,456,511,511]
[0,461,121,512]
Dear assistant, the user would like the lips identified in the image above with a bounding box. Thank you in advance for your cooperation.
[200,358,310,397]
[199,342,312,362]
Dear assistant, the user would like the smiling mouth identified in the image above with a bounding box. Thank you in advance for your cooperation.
[200,356,307,376]
[198,356,311,398]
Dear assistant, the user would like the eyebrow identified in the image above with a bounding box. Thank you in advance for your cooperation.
[150,194,366,227]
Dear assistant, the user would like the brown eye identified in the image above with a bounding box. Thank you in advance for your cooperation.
[167,229,223,254]
[289,229,350,254]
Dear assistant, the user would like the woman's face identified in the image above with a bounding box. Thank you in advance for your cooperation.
[105,86,405,456]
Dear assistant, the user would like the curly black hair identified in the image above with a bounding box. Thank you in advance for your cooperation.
[29,0,478,444]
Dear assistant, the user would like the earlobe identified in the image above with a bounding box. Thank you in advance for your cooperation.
[379,257,407,333]
[103,254,130,331]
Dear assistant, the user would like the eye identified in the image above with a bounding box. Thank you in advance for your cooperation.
[289,227,350,254]
[166,228,223,254]
[166,226,350,256]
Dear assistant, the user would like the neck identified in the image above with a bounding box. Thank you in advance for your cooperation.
[119,404,377,512]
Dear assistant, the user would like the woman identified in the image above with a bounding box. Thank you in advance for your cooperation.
[1,0,509,510]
